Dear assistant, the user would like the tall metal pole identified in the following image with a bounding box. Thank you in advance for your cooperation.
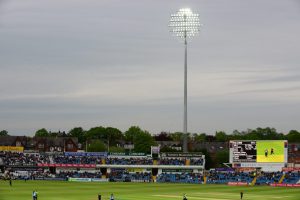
[183,20,188,152]
[169,8,200,153]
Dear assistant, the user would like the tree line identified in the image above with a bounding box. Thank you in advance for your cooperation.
[1,126,300,152]
[1,127,300,169]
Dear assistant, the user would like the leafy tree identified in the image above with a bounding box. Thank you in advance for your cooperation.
[106,127,124,146]
[229,130,244,140]
[68,127,86,143]
[205,135,216,142]
[192,133,206,142]
[0,130,8,136]
[35,128,49,137]
[86,126,106,140]
[134,131,157,153]
[160,145,181,152]
[109,146,125,153]
[87,140,106,152]
[169,132,184,141]
[125,126,142,142]
[287,130,300,143]
[229,127,285,141]
[215,131,228,142]
[154,132,173,141]
[125,126,156,153]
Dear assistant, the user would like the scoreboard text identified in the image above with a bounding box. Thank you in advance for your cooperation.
[232,141,257,162]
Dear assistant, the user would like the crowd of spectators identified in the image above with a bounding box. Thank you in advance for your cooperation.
[105,157,153,165]
[159,158,186,165]
[157,173,203,184]
[52,155,102,164]
[0,151,206,167]
[256,171,282,185]
[283,171,300,184]
[56,171,102,179]
[5,170,102,180]
[189,158,204,166]
[207,171,255,184]
[0,151,50,166]
[108,169,151,182]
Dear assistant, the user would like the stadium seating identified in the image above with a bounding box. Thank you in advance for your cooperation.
[108,169,151,182]
[159,158,186,165]
[2,151,299,186]
[105,157,153,165]
[206,171,254,184]
[282,172,300,184]
[52,154,102,164]
[0,151,50,166]
[255,172,282,185]
[157,173,203,184]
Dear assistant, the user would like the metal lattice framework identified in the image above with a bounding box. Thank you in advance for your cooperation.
[169,8,201,40]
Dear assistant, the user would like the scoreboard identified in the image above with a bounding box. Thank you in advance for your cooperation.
[229,140,287,163]
[231,141,256,162]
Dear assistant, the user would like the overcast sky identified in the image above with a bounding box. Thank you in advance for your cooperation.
[0,0,300,136]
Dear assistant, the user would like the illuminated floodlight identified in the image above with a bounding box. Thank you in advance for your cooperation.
[169,8,201,41]
[169,8,201,152]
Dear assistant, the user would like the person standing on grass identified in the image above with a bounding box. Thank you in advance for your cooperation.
[183,193,187,200]
[110,193,114,200]
[9,178,12,186]
[32,190,38,200]
[240,191,243,200]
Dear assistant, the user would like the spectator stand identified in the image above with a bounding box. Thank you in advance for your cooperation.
[282,168,300,184]
[157,172,203,184]
[108,168,151,182]
[206,168,254,185]
[152,152,205,182]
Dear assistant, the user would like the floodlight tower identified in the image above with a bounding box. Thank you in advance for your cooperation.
[169,8,200,152]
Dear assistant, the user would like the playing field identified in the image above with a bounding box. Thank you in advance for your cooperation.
[1,181,299,200]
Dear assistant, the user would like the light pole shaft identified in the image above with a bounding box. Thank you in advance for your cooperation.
[183,36,188,152]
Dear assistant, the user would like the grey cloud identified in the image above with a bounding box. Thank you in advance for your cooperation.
[1,0,300,135]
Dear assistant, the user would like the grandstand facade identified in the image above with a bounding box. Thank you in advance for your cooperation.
[0,137,300,186]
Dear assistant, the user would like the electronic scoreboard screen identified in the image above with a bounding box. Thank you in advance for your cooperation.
[231,141,256,162]
[230,140,287,163]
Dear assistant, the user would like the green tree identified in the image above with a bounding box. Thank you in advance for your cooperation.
[125,126,156,153]
[87,140,106,152]
[86,126,106,140]
[215,131,228,142]
[169,132,184,141]
[287,130,300,143]
[229,130,244,140]
[106,127,124,146]
[125,126,142,142]
[35,128,49,137]
[0,130,8,136]
[109,146,125,153]
[193,133,206,142]
[160,146,181,152]
[68,127,86,143]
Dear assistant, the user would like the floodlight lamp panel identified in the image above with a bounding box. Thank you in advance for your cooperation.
[169,8,201,41]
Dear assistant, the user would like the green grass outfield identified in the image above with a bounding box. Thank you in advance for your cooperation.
[1,180,300,200]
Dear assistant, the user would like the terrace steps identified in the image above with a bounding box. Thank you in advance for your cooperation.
[251,176,257,185]
[278,174,285,183]
[186,159,190,166]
